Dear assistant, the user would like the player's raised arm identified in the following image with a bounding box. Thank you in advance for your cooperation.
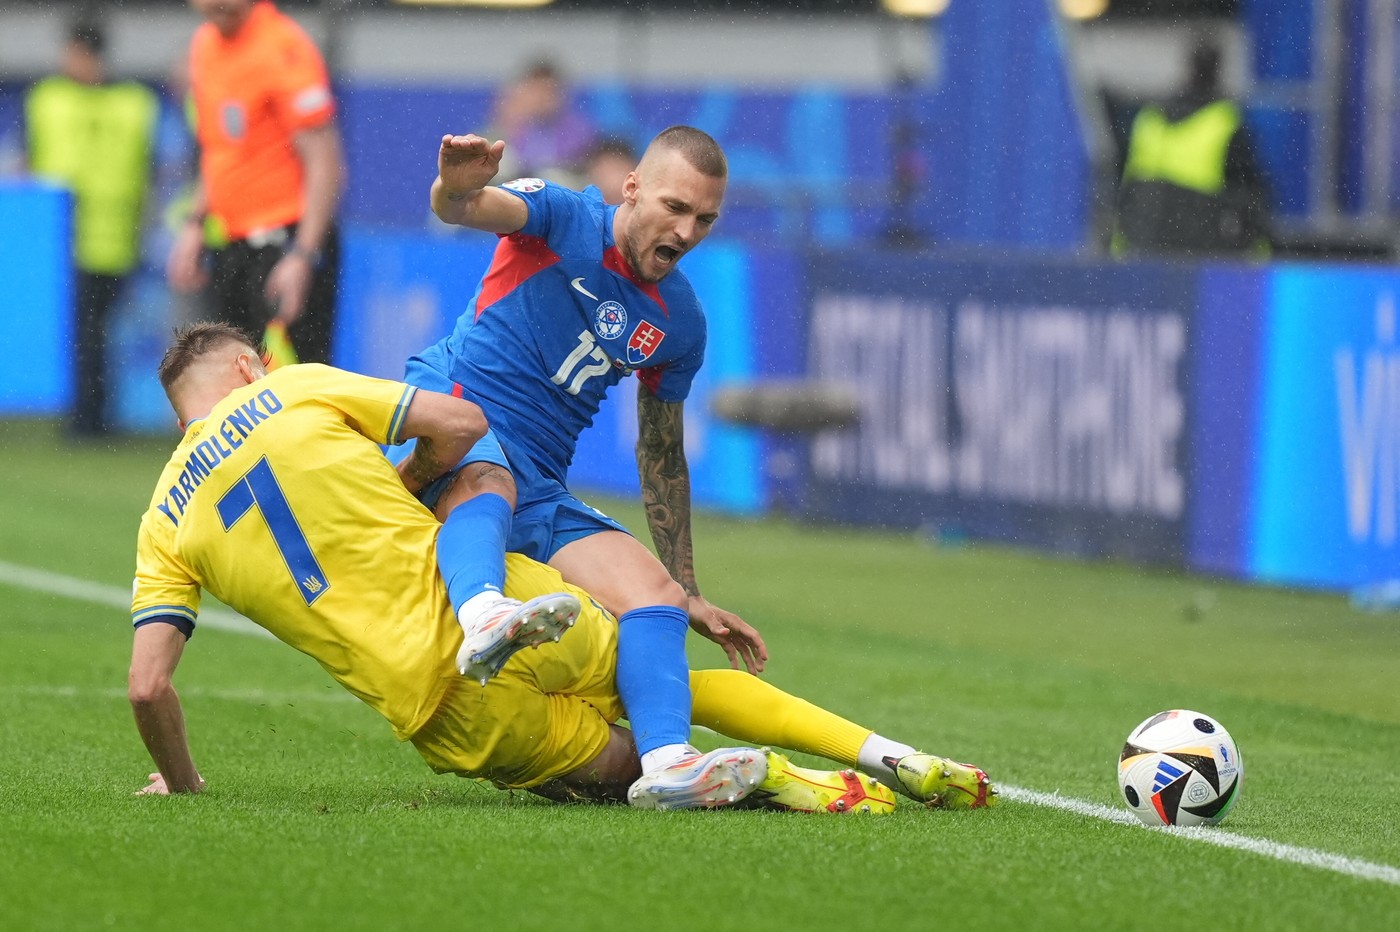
[636,386,768,674]
[394,388,490,496]
[128,623,204,795]
[430,134,529,234]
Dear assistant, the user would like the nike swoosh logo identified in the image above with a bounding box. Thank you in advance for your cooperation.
[571,277,599,301]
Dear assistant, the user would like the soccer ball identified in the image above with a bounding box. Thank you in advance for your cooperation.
[1117,709,1242,827]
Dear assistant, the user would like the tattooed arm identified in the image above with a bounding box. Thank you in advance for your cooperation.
[395,389,489,496]
[637,387,768,673]
[636,387,698,596]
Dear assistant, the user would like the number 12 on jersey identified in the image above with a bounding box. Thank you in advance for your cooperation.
[216,456,330,604]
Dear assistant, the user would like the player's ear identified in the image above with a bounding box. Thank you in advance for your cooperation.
[622,170,639,205]
[235,352,266,383]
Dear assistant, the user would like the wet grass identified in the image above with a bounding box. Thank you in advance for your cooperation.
[2,420,1397,929]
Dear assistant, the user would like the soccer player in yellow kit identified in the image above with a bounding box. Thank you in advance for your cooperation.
[129,323,997,812]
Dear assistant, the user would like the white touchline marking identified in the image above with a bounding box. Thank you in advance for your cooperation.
[999,785,1400,887]
[6,560,1400,885]
[0,559,271,640]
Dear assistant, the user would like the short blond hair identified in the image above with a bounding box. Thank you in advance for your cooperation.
[648,125,727,179]
[157,322,259,392]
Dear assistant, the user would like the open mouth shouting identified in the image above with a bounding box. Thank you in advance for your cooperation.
[655,243,682,267]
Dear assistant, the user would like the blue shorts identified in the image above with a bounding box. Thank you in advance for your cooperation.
[390,361,629,562]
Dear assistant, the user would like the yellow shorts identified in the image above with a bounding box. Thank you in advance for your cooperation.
[409,601,623,789]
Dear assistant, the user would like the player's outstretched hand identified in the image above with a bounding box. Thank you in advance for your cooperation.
[437,133,506,195]
[688,595,768,675]
[135,772,206,796]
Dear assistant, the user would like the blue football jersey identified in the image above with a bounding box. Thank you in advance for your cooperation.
[413,180,707,483]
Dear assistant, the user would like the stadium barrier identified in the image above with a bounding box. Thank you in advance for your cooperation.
[1190,263,1400,590]
[801,251,1400,591]
[6,178,1397,591]
[799,252,1195,566]
[0,181,71,415]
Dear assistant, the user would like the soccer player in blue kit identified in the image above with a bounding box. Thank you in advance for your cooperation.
[395,126,780,810]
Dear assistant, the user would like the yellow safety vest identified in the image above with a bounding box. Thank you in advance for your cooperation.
[1121,100,1240,196]
[25,75,158,275]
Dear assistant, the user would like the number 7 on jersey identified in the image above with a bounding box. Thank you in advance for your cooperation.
[216,456,330,604]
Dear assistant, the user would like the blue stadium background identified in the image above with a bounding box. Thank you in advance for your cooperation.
[4,0,1400,592]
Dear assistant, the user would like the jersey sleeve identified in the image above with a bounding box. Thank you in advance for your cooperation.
[268,24,335,133]
[499,179,589,241]
[287,364,418,445]
[132,511,201,637]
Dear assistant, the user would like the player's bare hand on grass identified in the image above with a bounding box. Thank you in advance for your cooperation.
[135,772,205,796]
[688,595,767,675]
[438,134,506,195]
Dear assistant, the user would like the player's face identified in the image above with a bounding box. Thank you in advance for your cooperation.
[189,0,255,36]
[619,150,725,283]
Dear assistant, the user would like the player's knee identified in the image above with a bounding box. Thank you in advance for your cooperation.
[657,577,688,611]
[615,576,687,614]
[128,675,172,708]
[434,461,518,517]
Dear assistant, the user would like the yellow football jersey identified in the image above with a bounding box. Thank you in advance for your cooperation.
[131,364,460,738]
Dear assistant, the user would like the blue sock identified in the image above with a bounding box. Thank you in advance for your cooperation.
[436,492,511,612]
[616,605,692,757]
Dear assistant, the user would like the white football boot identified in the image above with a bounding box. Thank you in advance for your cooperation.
[457,592,580,684]
[627,747,769,811]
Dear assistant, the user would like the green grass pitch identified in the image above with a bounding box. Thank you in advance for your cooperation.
[2,419,1397,930]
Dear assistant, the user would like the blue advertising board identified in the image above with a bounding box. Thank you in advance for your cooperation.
[0,181,71,415]
[1187,262,1400,589]
[335,228,493,381]
[1186,265,1267,578]
[1250,266,1400,587]
[800,253,1196,563]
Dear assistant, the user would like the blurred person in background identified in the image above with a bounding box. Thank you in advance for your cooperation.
[582,136,638,204]
[25,17,158,437]
[487,60,598,189]
[166,0,344,365]
[1112,37,1270,258]
[155,53,219,330]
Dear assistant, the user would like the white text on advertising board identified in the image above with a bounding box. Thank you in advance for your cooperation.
[809,293,1186,518]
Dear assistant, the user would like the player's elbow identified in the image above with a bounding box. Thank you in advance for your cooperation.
[430,192,454,224]
[449,398,489,446]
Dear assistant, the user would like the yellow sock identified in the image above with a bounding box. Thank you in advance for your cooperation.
[689,668,872,767]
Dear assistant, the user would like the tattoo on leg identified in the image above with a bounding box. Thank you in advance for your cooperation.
[469,463,513,486]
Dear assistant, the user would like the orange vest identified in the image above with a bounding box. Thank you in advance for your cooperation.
[188,1,335,239]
